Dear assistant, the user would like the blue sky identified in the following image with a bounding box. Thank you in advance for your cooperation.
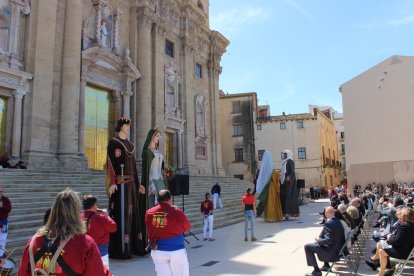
[209,0,414,115]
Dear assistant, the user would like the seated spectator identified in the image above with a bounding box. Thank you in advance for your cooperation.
[366,207,414,276]
[18,188,111,276]
[367,193,375,209]
[0,153,27,169]
[318,195,341,224]
[338,204,355,229]
[81,195,117,269]
[362,195,369,210]
[375,197,404,229]
[371,206,405,256]
[330,195,341,209]
[0,153,11,168]
[350,197,365,217]
[347,205,361,227]
[334,210,352,253]
[304,206,345,276]
[338,193,349,205]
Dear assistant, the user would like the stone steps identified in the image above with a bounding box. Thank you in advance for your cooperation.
[0,170,251,265]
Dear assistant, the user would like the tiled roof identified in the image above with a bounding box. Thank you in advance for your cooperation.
[257,113,315,122]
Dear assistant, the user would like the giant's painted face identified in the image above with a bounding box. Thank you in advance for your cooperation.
[282,150,292,160]
[120,123,130,134]
[152,131,161,144]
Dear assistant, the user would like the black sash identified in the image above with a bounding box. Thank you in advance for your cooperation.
[28,237,81,276]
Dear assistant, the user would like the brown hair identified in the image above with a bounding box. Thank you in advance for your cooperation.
[38,188,86,241]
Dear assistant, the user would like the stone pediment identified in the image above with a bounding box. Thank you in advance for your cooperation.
[0,65,32,90]
[82,47,140,80]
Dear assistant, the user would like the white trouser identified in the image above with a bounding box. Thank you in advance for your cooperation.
[151,248,189,276]
[203,215,214,238]
[101,254,109,270]
[0,225,8,256]
[213,193,223,209]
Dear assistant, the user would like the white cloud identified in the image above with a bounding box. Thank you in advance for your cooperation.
[387,15,414,26]
[283,0,315,21]
[210,6,271,38]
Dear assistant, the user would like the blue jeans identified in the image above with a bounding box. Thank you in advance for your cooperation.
[244,210,255,238]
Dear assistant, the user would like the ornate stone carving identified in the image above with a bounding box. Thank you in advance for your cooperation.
[158,0,168,19]
[164,61,181,117]
[0,4,11,52]
[82,46,141,105]
[0,0,30,69]
[195,94,207,138]
[82,0,121,53]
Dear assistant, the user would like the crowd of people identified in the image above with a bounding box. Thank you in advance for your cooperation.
[303,181,414,276]
[4,117,414,275]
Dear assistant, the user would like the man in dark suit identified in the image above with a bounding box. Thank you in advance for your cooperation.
[304,206,345,276]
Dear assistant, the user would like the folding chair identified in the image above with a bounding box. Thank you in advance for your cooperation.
[390,246,414,276]
[326,233,357,275]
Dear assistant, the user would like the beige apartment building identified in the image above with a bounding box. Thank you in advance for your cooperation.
[310,105,347,183]
[256,107,340,190]
[333,112,347,182]
[340,55,414,186]
[0,0,228,175]
[219,91,258,181]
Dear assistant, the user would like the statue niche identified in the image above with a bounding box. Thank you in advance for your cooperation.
[82,0,120,53]
[164,62,181,117]
[195,94,207,138]
[0,5,10,52]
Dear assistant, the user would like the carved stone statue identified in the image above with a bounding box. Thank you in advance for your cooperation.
[195,95,207,137]
[82,0,119,51]
[0,6,9,52]
[164,63,179,116]
[100,20,109,47]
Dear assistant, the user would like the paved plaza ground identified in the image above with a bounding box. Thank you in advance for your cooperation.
[110,199,405,276]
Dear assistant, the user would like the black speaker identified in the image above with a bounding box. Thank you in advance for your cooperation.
[297,179,305,189]
[169,174,189,196]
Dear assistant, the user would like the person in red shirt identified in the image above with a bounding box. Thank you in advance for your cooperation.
[200,193,214,241]
[242,188,257,242]
[145,189,191,276]
[81,195,117,269]
[18,188,111,276]
[0,186,11,257]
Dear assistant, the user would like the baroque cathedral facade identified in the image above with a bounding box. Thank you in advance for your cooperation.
[0,0,228,175]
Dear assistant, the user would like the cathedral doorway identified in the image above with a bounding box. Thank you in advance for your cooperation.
[0,97,7,154]
[84,86,115,170]
[164,131,177,170]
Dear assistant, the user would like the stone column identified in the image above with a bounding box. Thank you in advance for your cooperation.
[113,7,121,54]
[112,91,121,120]
[58,0,86,169]
[11,89,25,159]
[122,89,132,140]
[177,130,183,170]
[23,0,58,168]
[121,90,132,118]
[78,78,87,155]
[135,11,153,170]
